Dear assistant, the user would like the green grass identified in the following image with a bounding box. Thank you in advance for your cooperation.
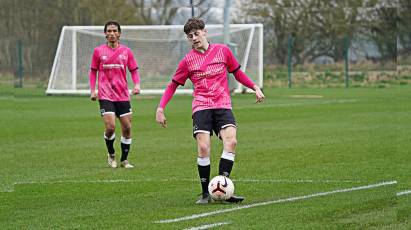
[1,86,410,229]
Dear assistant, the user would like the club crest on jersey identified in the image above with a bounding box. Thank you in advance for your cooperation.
[118,54,127,61]
[101,56,108,60]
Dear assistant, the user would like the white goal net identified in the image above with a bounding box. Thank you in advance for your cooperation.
[46,24,263,95]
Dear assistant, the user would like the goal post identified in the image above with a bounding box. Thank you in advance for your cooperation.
[46,24,263,95]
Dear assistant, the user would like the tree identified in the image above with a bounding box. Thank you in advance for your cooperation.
[237,0,399,65]
[2,0,221,82]
[361,6,397,62]
[3,0,141,81]
[397,0,411,63]
[130,0,213,25]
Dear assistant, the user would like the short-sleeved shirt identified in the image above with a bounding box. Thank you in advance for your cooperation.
[90,44,138,102]
[172,43,241,113]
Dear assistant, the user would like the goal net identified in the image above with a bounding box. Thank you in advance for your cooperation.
[46,24,263,95]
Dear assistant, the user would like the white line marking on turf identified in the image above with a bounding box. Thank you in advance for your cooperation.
[14,179,134,185]
[183,222,230,230]
[397,190,411,196]
[3,178,376,192]
[12,178,365,186]
[233,179,366,184]
[290,95,323,99]
[155,180,397,224]
[235,99,357,109]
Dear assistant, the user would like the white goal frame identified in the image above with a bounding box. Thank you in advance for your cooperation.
[46,24,263,95]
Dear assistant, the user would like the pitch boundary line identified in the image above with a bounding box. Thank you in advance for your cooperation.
[235,99,357,109]
[155,180,397,224]
[14,178,366,184]
[233,178,366,184]
[2,178,378,192]
[183,221,231,230]
[397,189,411,196]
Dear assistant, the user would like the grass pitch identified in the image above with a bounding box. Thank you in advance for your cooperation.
[1,86,410,229]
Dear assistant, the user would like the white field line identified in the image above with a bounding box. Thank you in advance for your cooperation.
[396,190,411,196]
[2,179,172,192]
[14,179,144,185]
[290,95,324,99]
[183,222,230,230]
[155,180,397,224]
[3,178,371,192]
[235,99,357,110]
[12,178,367,185]
[233,179,366,184]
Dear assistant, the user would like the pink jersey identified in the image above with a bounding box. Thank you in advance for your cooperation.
[90,44,138,101]
[172,44,241,113]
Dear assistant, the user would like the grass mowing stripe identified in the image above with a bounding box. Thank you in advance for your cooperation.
[155,180,397,224]
[183,222,231,230]
[2,86,409,228]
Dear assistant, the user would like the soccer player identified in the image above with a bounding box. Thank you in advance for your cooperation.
[155,18,265,204]
[89,21,141,169]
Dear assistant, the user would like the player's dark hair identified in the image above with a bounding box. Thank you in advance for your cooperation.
[104,21,121,33]
[184,17,205,34]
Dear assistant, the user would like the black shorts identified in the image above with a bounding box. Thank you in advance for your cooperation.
[192,109,236,138]
[99,100,132,118]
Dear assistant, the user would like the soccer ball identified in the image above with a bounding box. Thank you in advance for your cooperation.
[208,175,234,201]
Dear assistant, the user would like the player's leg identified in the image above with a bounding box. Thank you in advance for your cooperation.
[196,132,211,203]
[103,114,116,153]
[119,114,133,167]
[99,100,117,168]
[219,126,237,177]
[117,101,134,168]
[193,110,213,204]
[103,114,117,168]
[215,109,244,203]
[215,109,237,177]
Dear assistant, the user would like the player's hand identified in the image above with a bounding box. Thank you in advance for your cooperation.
[132,84,140,95]
[253,86,265,103]
[90,91,97,101]
[156,107,167,128]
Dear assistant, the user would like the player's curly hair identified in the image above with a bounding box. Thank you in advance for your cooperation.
[184,17,205,34]
[104,21,121,33]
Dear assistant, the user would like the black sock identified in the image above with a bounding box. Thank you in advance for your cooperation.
[198,164,210,195]
[120,137,132,162]
[219,158,234,177]
[120,143,130,161]
[105,138,115,155]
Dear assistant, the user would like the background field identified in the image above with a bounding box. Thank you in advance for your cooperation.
[1,86,410,229]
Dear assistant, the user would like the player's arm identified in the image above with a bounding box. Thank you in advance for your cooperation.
[89,70,97,101]
[225,44,264,103]
[232,69,265,103]
[130,68,140,95]
[128,49,141,95]
[89,49,99,101]
[156,60,189,128]
[156,81,179,128]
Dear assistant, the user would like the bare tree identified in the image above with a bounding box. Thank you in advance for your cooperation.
[397,0,411,62]
[4,0,140,81]
[238,0,399,65]
[130,0,213,25]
